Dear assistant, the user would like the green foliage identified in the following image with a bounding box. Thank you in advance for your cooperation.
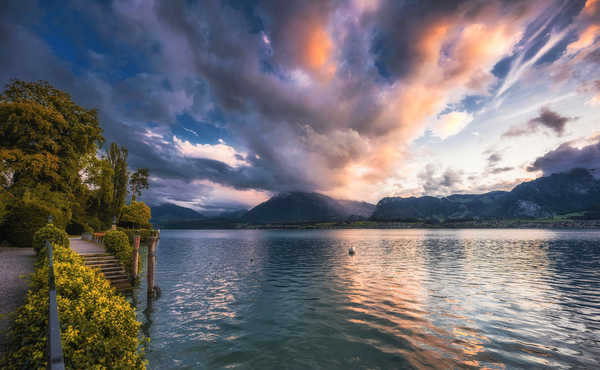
[0,80,104,243]
[119,201,152,229]
[3,195,69,247]
[65,219,93,235]
[117,227,157,245]
[0,80,104,196]
[85,216,106,232]
[107,143,129,215]
[0,191,13,228]
[81,154,116,226]
[32,223,69,254]
[103,230,133,272]
[129,168,149,202]
[0,244,145,369]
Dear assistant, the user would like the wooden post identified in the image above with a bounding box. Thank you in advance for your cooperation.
[132,231,140,279]
[147,236,157,300]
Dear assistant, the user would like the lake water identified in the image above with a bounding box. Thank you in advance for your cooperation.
[134,229,600,369]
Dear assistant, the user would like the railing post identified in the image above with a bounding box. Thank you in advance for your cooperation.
[147,235,158,300]
[132,231,140,279]
[47,240,65,370]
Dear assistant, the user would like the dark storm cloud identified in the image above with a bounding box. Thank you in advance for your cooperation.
[503,107,578,137]
[2,0,589,204]
[527,136,600,175]
[370,0,467,80]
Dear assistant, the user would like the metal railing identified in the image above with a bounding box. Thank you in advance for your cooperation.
[46,240,65,370]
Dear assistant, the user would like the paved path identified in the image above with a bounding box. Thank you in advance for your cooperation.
[70,237,106,255]
[0,247,35,356]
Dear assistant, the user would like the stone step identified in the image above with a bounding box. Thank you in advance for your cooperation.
[77,251,133,294]
[112,280,133,287]
[102,271,129,280]
[80,253,111,257]
[91,265,123,272]
[85,260,120,265]
[84,257,119,263]
[107,277,131,287]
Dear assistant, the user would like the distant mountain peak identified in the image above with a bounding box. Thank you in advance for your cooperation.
[372,168,600,221]
[244,191,375,224]
[150,203,205,223]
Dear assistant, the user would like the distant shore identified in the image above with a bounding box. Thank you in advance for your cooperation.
[157,219,600,230]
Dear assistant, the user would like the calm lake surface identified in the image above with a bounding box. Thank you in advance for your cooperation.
[135,229,600,369]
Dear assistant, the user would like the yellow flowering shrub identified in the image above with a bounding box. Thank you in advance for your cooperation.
[32,222,70,255]
[1,244,146,369]
[103,230,133,273]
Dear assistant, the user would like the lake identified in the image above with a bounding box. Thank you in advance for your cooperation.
[134,229,600,369]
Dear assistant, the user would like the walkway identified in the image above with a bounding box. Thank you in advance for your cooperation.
[69,237,133,293]
[0,247,35,356]
[70,237,106,255]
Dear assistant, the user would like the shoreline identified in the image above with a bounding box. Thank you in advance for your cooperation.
[156,219,600,230]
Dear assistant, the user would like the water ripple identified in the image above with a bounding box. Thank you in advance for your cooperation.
[135,229,600,369]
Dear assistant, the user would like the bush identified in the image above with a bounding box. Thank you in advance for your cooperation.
[117,227,158,245]
[104,230,133,273]
[65,219,92,235]
[32,223,70,255]
[85,216,105,233]
[0,244,145,369]
[3,200,67,247]
[139,228,158,242]
[119,201,151,229]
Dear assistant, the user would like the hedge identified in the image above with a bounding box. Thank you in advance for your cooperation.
[103,230,133,273]
[2,200,67,248]
[0,244,145,369]
[118,227,158,245]
[32,223,69,255]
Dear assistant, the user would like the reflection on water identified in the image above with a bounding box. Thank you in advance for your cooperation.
[135,229,600,369]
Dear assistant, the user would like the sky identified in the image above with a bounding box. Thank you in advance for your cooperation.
[2,0,600,214]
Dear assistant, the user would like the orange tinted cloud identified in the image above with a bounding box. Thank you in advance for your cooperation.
[568,24,600,52]
[584,0,599,15]
[306,26,333,69]
[321,2,538,200]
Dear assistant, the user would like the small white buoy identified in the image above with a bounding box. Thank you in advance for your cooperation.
[348,246,356,255]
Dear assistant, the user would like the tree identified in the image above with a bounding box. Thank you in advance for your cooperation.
[128,168,149,202]
[82,155,115,226]
[0,80,104,196]
[107,143,128,215]
[119,201,151,229]
[0,80,104,244]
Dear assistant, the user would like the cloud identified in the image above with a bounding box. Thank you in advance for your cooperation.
[503,107,577,137]
[3,0,595,206]
[487,152,502,165]
[173,136,249,167]
[578,80,600,105]
[430,111,474,139]
[489,166,514,174]
[418,164,464,195]
[141,177,269,215]
[527,133,600,175]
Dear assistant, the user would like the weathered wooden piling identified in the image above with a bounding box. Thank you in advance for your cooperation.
[132,231,140,278]
[147,235,158,300]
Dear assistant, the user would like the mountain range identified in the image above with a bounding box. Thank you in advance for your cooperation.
[151,168,600,227]
[373,168,600,221]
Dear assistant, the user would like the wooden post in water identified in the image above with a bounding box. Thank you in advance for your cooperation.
[132,231,140,279]
[147,235,158,300]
